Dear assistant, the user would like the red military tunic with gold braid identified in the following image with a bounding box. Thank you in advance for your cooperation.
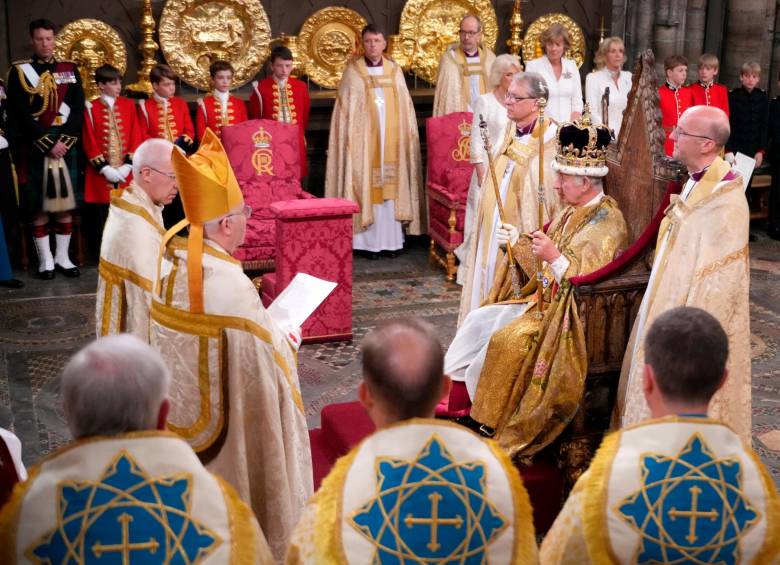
[195,92,248,141]
[82,96,146,204]
[248,77,310,178]
[137,95,195,152]
[689,81,730,117]
[658,82,694,156]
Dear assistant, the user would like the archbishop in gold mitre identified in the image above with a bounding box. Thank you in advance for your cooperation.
[444,108,629,461]
[149,129,312,560]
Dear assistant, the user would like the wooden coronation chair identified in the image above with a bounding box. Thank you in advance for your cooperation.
[221,119,359,343]
[425,112,475,280]
[436,51,686,516]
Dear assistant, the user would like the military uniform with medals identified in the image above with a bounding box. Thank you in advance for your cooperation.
[5,54,84,278]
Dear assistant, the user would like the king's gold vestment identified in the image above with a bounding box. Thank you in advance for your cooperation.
[617,157,751,441]
[324,56,424,235]
[150,238,312,561]
[95,184,165,340]
[471,195,628,460]
[432,45,496,116]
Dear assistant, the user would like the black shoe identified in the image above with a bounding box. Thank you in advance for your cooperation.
[37,269,55,280]
[749,233,757,242]
[455,415,483,433]
[0,279,24,288]
[768,228,780,241]
[382,250,399,258]
[478,424,496,438]
[55,264,80,278]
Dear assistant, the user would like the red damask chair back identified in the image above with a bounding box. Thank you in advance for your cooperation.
[425,111,475,280]
[0,434,19,510]
[222,119,310,269]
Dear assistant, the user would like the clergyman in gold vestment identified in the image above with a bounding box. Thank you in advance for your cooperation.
[325,24,424,253]
[616,106,752,442]
[95,138,178,340]
[150,130,312,561]
[432,14,497,116]
[445,112,628,460]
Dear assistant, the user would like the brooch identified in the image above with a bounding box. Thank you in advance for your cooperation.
[562,71,573,80]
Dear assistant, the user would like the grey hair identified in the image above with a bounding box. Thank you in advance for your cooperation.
[460,14,482,32]
[709,118,731,147]
[489,54,522,88]
[512,71,549,100]
[61,334,171,439]
[132,138,177,179]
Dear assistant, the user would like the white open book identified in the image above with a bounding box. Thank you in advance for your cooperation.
[267,272,337,329]
[734,152,756,191]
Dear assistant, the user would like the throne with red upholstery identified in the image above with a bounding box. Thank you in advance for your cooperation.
[425,112,475,280]
[435,51,686,524]
[222,119,359,343]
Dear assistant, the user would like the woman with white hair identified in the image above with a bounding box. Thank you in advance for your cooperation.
[455,54,521,285]
[585,36,632,139]
[525,23,583,123]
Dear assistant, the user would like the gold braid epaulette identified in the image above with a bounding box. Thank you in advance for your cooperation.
[15,63,58,117]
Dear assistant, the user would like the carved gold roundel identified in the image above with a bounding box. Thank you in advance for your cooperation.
[397,0,498,85]
[159,0,271,90]
[298,7,367,89]
[54,19,127,101]
[522,13,586,68]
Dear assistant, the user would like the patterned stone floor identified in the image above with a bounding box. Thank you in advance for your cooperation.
[1,236,778,487]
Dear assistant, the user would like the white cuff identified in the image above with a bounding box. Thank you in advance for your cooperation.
[550,254,570,283]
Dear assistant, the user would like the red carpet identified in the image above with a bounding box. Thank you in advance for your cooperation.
[308,401,563,534]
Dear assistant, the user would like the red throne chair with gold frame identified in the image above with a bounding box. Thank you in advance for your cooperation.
[222,119,359,343]
[425,112,475,280]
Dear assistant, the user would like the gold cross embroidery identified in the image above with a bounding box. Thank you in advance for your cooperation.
[668,485,719,543]
[404,492,463,552]
[91,512,160,564]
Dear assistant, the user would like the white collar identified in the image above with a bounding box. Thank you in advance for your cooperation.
[101,94,116,108]
[274,77,287,87]
[152,92,169,104]
[213,90,229,103]
[584,191,605,207]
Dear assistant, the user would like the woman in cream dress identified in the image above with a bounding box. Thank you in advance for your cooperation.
[585,37,633,139]
[455,54,521,285]
[524,23,583,124]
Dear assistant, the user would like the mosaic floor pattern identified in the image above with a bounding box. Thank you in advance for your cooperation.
[0,237,778,487]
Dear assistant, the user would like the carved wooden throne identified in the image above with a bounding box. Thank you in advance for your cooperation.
[560,50,685,488]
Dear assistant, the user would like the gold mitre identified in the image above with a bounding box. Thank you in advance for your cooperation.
[172,128,243,223]
[551,105,611,177]
[159,128,244,314]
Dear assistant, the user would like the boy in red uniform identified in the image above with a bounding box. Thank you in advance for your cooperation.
[195,60,247,141]
[689,53,729,116]
[82,64,145,253]
[248,46,311,178]
[137,64,194,153]
[658,54,693,156]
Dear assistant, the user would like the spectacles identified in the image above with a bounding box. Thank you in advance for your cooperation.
[227,204,252,219]
[505,92,537,104]
[672,126,712,141]
[146,166,177,181]
[459,30,480,36]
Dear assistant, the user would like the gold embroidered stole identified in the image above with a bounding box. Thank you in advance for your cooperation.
[478,121,547,269]
[358,58,400,204]
[453,47,489,107]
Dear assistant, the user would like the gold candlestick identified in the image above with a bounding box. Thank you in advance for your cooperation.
[127,0,158,94]
[598,16,607,44]
[506,0,524,58]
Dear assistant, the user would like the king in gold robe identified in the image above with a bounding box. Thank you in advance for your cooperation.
[616,156,751,441]
[150,130,312,560]
[325,51,424,251]
[95,182,165,340]
[540,416,780,564]
[458,119,559,323]
[432,43,496,116]
[447,113,628,460]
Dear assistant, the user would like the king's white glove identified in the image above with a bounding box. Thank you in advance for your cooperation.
[101,166,125,184]
[724,152,735,165]
[0,135,8,151]
[495,222,520,247]
[117,163,132,180]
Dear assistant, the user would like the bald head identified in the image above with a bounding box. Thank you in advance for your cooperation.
[360,319,445,423]
[679,106,730,148]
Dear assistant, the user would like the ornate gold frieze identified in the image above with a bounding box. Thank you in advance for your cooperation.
[54,19,127,101]
[522,13,585,68]
[396,0,498,85]
[158,0,271,90]
[297,7,367,89]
